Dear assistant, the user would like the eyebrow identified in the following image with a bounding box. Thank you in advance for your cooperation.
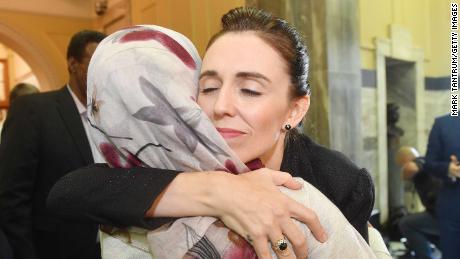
[199,70,217,80]
[199,70,271,83]
[236,72,271,83]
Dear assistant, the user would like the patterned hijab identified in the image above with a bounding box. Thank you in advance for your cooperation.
[87,25,250,173]
[87,25,258,258]
[87,25,375,259]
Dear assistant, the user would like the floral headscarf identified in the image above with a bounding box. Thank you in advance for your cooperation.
[87,25,258,258]
[87,25,375,259]
[88,25,249,173]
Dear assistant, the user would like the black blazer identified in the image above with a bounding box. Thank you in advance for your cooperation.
[0,87,99,259]
[48,134,374,242]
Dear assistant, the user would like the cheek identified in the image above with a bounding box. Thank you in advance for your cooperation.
[244,104,286,136]
[197,95,213,118]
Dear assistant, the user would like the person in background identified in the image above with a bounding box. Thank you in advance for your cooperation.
[0,30,106,259]
[9,83,40,103]
[0,83,39,136]
[424,114,460,259]
[0,82,39,258]
[396,146,441,259]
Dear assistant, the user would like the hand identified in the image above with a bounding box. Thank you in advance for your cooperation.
[448,155,460,179]
[212,168,327,259]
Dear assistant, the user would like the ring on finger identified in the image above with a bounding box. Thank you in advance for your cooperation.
[272,237,289,255]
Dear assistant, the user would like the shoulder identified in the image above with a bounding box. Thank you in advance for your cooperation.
[289,134,375,222]
[9,88,63,112]
[293,134,373,198]
[298,134,362,174]
[430,114,460,137]
[433,114,459,126]
[12,88,62,105]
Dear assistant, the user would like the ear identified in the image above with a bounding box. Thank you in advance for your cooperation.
[67,57,77,74]
[287,95,310,128]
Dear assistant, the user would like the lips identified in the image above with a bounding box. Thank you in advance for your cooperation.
[216,127,245,139]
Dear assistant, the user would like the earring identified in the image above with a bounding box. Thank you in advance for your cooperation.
[284,124,292,130]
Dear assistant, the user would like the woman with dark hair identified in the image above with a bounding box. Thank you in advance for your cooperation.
[49,7,376,259]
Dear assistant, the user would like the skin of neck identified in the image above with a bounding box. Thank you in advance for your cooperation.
[259,133,286,171]
[68,75,86,105]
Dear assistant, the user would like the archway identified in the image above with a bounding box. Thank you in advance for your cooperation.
[0,23,62,91]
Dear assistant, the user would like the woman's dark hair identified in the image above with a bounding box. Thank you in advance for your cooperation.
[207,7,311,98]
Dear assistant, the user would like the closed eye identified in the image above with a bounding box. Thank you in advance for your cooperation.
[200,87,218,94]
[241,89,262,96]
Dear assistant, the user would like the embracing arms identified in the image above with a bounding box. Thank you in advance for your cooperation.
[48,165,326,259]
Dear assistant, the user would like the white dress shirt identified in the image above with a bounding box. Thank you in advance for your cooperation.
[67,85,103,163]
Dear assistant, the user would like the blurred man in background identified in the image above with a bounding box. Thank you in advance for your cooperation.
[0,30,105,259]
[397,146,441,259]
[424,115,460,259]
[0,83,39,136]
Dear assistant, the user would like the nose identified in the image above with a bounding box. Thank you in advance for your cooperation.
[213,85,237,118]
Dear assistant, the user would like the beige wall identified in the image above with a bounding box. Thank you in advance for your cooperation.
[359,0,450,77]
[0,43,40,90]
[0,0,245,96]
[0,1,449,91]
[130,0,245,56]
[0,0,94,19]
[0,10,93,91]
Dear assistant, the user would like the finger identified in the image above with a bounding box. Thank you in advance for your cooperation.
[269,171,302,190]
[219,217,272,258]
[289,202,327,243]
[281,218,308,259]
[268,228,295,259]
[252,236,273,259]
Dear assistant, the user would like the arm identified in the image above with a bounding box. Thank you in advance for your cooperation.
[149,168,327,259]
[425,119,451,181]
[48,166,327,259]
[0,97,39,259]
[341,168,375,242]
[47,164,181,229]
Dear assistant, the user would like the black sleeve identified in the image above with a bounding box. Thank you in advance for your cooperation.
[0,97,40,259]
[47,164,181,230]
[341,168,375,242]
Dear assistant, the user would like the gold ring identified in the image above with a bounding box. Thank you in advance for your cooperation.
[273,237,289,254]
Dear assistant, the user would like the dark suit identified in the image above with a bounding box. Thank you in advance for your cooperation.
[0,87,100,259]
[425,115,460,259]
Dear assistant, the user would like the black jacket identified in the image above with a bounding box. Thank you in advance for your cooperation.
[48,133,374,242]
[412,157,442,215]
[0,87,99,259]
[281,134,374,241]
